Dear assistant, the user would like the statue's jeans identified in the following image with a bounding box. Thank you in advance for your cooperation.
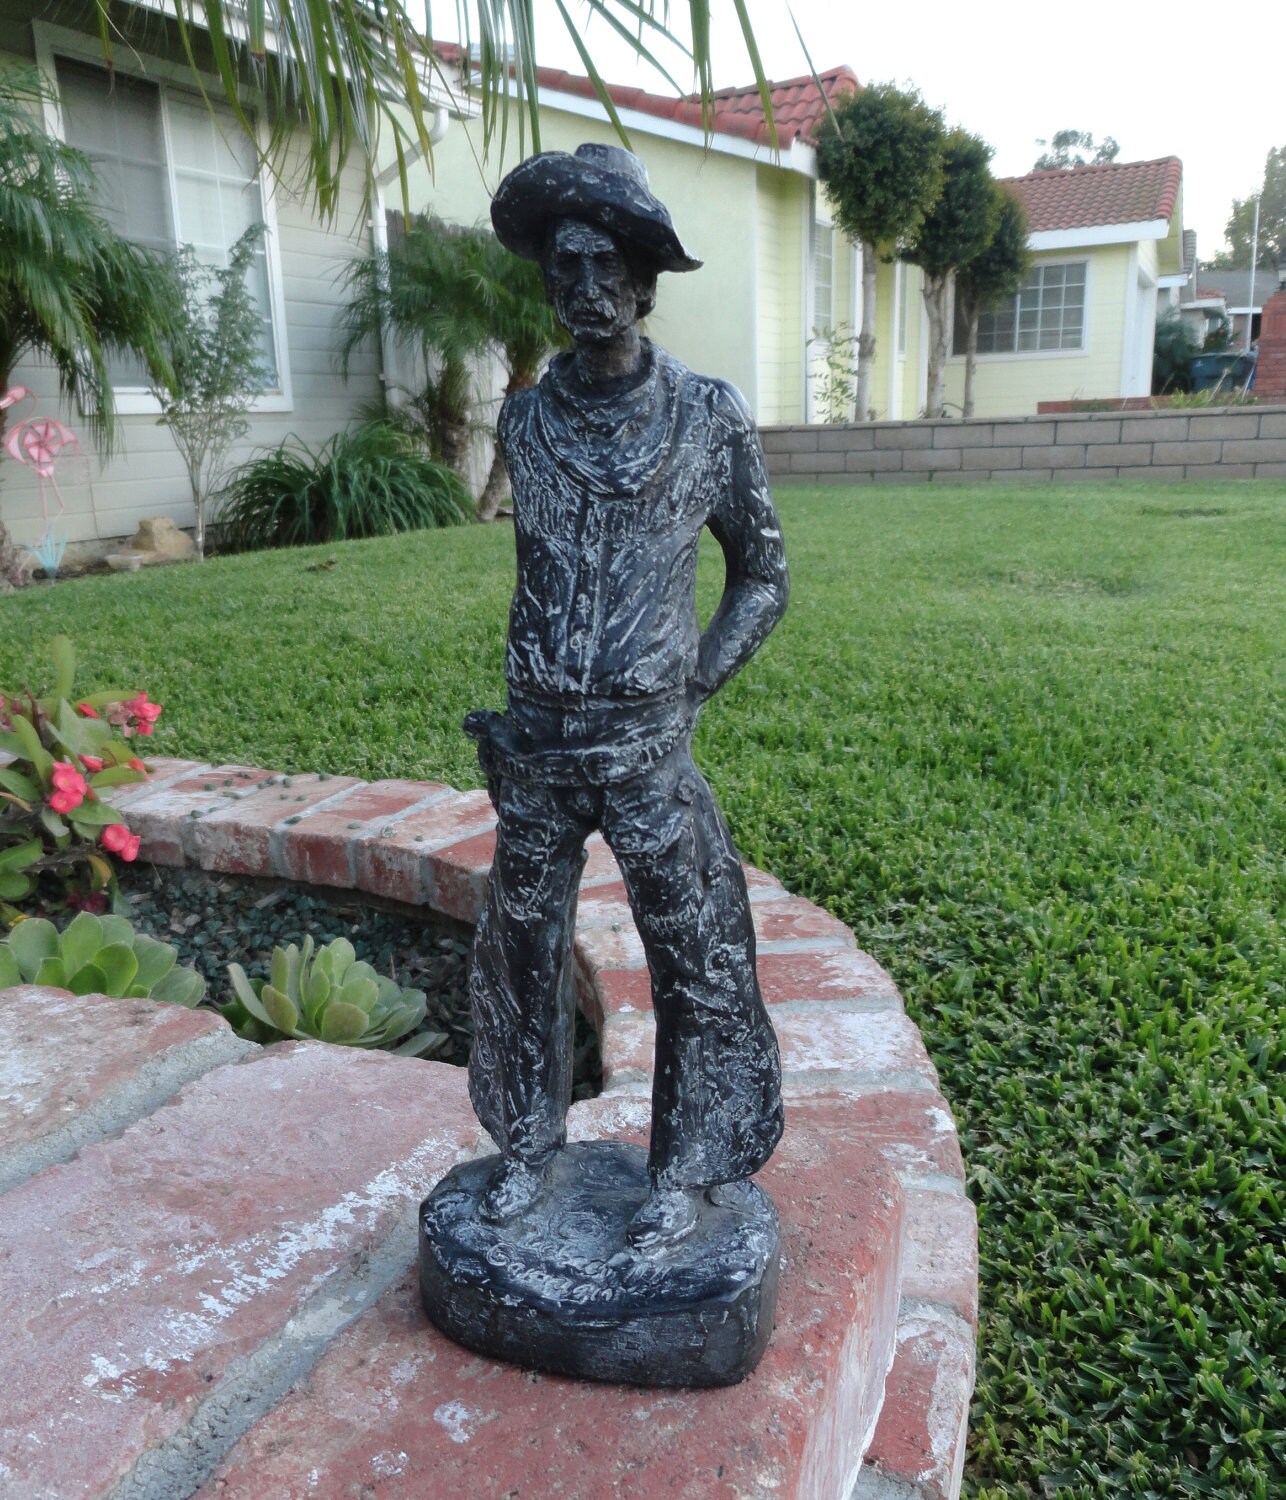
[467,740,784,1189]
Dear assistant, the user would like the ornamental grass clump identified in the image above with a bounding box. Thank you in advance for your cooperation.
[225,935,446,1056]
[218,422,471,552]
[0,911,205,1005]
[0,636,158,920]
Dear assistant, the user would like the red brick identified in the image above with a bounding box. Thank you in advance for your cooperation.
[425,828,498,922]
[600,1006,940,1096]
[189,773,364,876]
[0,987,245,1182]
[591,964,654,1019]
[771,1007,941,1091]
[0,1045,483,1499]
[574,926,647,984]
[785,1092,965,1185]
[900,1188,979,1329]
[578,833,622,888]
[743,863,787,898]
[753,895,857,948]
[858,1314,975,1500]
[589,949,900,1028]
[757,949,903,1009]
[274,780,451,887]
[106,757,210,811]
[202,1097,906,1500]
[575,877,631,910]
[354,790,496,905]
[119,765,280,866]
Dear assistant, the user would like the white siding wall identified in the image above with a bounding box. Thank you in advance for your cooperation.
[1,44,380,551]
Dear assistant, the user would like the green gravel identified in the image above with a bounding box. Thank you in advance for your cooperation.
[2,479,1284,1498]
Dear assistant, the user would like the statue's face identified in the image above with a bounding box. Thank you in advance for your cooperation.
[544,220,643,344]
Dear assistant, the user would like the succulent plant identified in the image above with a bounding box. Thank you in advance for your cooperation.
[0,911,206,1006]
[225,936,442,1055]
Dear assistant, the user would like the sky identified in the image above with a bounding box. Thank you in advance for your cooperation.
[441,0,1281,263]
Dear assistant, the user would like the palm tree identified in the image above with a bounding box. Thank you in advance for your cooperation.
[92,2,772,218]
[341,216,496,481]
[0,66,173,584]
[466,231,566,521]
[341,216,564,517]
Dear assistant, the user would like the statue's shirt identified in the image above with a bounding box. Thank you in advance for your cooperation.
[499,341,785,708]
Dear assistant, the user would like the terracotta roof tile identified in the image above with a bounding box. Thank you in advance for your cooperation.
[436,45,858,149]
[1001,157,1182,233]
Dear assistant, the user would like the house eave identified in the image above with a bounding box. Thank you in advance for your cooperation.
[1028,218,1171,251]
[534,83,817,175]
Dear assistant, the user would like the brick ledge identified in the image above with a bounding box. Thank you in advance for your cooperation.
[1,761,977,1500]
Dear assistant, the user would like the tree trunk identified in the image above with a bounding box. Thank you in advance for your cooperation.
[476,369,538,522]
[922,274,952,418]
[854,239,879,422]
[962,303,980,419]
[476,444,509,523]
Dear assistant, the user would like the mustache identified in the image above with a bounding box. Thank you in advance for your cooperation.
[561,291,618,320]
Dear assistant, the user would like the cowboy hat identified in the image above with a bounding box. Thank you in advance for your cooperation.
[491,143,702,274]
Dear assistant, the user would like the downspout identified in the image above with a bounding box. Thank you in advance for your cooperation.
[372,105,450,412]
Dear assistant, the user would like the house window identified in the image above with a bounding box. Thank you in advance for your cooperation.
[954,261,1087,355]
[55,56,280,390]
[813,220,833,331]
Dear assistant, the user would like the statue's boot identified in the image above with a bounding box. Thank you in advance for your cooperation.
[480,1153,553,1224]
[625,1184,700,1254]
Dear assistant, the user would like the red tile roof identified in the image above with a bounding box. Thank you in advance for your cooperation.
[436,44,858,148]
[1002,157,1182,233]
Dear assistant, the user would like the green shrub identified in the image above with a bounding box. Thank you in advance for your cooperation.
[0,911,205,1005]
[218,422,471,552]
[1152,310,1200,394]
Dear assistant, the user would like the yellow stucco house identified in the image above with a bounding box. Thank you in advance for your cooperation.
[424,60,1186,426]
[877,156,1187,420]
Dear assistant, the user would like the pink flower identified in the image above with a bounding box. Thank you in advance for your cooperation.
[48,761,87,814]
[125,692,162,725]
[128,758,146,773]
[51,760,87,793]
[100,824,141,862]
[100,823,131,851]
[105,692,162,739]
[77,702,100,719]
[80,755,105,773]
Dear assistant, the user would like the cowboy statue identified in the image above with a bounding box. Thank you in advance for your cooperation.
[419,143,790,1387]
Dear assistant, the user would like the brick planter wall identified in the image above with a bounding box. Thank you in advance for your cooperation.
[1256,289,1286,399]
[762,404,1286,484]
[0,759,978,1500]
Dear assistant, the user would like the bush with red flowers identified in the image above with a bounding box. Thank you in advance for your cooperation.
[0,637,159,921]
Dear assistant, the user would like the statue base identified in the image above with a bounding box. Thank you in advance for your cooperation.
[418,1140,780,1388]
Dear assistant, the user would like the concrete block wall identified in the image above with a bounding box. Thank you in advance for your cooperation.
[761,404,1286,484]
[0,758,979,1500]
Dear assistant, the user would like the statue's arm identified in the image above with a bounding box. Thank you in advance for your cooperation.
[691,388,790,705]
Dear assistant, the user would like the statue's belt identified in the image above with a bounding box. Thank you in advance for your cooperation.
[464,694,690,787]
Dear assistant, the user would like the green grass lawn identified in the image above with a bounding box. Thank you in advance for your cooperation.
[3,480,1284,1498]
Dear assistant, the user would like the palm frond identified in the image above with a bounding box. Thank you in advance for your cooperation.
[0,66,176,454]
[86,3,772,219]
